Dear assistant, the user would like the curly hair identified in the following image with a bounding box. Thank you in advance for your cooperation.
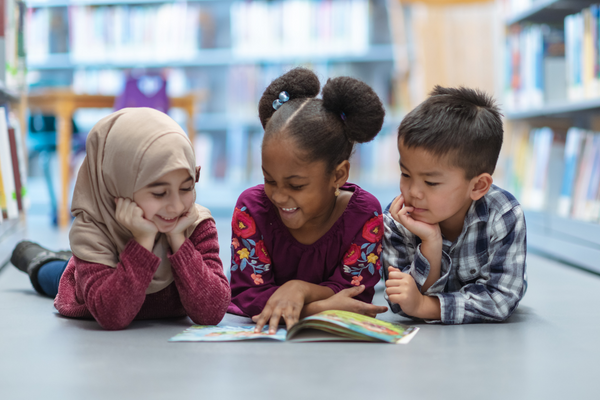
[258,67,385,173]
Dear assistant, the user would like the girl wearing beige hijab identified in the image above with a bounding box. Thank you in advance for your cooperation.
[10,108,231,330]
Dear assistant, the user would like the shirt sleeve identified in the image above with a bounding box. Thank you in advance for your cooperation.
[71,239,162,330]
[168,219,231,325]
[382,210,452,315]
[320,212,384,304]
[431,207,527,324]
[229,205,279,317]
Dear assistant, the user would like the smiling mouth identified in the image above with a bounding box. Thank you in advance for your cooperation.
[280,207,298,213]
[157,215,178,222]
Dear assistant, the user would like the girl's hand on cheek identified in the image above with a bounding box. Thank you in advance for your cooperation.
[166,204,197,253]
[252,281,308,334]
[168,203,198,237]
[115,198,158,249]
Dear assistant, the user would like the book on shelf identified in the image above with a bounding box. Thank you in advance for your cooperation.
[565,5,600,102]
[505,22,565,111]
[557,127,585,217]
[503,125,600,223]
[0,107,19,220]
[169,310,419,344]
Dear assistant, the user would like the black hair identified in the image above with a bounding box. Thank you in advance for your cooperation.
[397,85,503,179]
[258,67,385,173]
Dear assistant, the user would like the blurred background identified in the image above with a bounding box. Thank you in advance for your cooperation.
[2,0,600,275]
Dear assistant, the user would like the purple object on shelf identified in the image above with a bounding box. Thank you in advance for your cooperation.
[113,74,170,112]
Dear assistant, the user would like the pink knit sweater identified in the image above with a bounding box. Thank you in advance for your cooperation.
[54,219,231,330]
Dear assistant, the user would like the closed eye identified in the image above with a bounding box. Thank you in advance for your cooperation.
[425,181,439,187]
[180,186,193,192]
[289,184,305,190]
[152,192,166,198]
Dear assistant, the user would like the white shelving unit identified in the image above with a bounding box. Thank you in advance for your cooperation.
[504,0,600,274]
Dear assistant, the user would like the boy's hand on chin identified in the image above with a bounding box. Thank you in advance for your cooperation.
[390,195,441,243]
[385,267,424,317]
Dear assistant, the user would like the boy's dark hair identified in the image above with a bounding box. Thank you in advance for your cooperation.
[258,67,385,173]
[398,85,503,179]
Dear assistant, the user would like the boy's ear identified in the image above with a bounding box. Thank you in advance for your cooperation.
[470,173,493,201]
[333,160,350,187]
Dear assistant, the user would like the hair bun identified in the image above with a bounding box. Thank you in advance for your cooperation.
[322,76,385,143]
[258,67,320,128]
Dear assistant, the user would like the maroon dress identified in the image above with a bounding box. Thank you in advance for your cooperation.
[228,183,383,317]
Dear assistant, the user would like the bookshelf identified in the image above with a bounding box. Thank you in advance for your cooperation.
[501,0,600,274]
[0,86,27,269]
[24,0,402,188]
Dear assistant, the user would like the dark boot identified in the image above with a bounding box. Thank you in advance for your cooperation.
[10,241,72,295]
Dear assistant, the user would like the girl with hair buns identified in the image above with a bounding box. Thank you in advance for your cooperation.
[229,67,389,333]
[10,108,231,330]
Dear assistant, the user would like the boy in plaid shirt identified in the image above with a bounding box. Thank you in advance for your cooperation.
[383,86,527,324]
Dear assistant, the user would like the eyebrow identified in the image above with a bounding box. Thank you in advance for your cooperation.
[399,162,443,177]
[262,167,308,180]
[146,176,193,188]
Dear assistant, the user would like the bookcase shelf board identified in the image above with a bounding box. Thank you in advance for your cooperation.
[28,45,396,71]
[505,97,600,119]
[526,211,600,275]
[506,0,598,25]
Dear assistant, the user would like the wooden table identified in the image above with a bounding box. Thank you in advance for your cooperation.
[27,90,198,228]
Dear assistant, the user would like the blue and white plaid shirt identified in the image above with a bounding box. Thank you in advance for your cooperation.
[382,185,527,324]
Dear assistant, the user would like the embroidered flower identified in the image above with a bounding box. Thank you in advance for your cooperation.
[232,207,256,239]
[251,273,264,285]
[255,240,271,264]
[237,248,250,260]
[376,259,381,271]
[232,238,240,249]
[343,243,361,265]
[362,214,383,243]
[377,243,382,255]
[367,253,379,265]
[351,275,363,286]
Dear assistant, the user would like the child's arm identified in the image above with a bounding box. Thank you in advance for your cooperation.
[389,194,442,291]
[168,219,231,325]
[69,240,163,330]
[428,206,527,324]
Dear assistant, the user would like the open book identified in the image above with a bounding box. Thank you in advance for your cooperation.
[169,310,419,344]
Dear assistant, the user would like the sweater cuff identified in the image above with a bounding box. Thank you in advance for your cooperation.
[121,239,161,268]
[168,237,197,267]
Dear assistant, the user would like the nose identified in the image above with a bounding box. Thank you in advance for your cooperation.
[408,182,423,200]
[166,192,185,215]
[271,186,288,205]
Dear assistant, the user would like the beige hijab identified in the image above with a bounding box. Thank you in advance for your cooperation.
[69,107,212,294]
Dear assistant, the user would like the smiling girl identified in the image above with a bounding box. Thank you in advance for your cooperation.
[228,68,388,333]
[10,108,230,330]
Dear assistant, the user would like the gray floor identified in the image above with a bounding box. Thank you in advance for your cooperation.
[1,213,600,400]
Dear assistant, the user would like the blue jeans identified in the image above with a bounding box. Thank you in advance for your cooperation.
[37,258,69,298]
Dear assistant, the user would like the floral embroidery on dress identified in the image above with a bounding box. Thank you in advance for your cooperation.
[231,207,271,285]
[232,207,257,238]
[344,212,383,284]
[362,214,384,243]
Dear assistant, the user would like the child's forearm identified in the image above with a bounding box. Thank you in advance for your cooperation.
[420,239,442,292]
[413,295,441,320]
